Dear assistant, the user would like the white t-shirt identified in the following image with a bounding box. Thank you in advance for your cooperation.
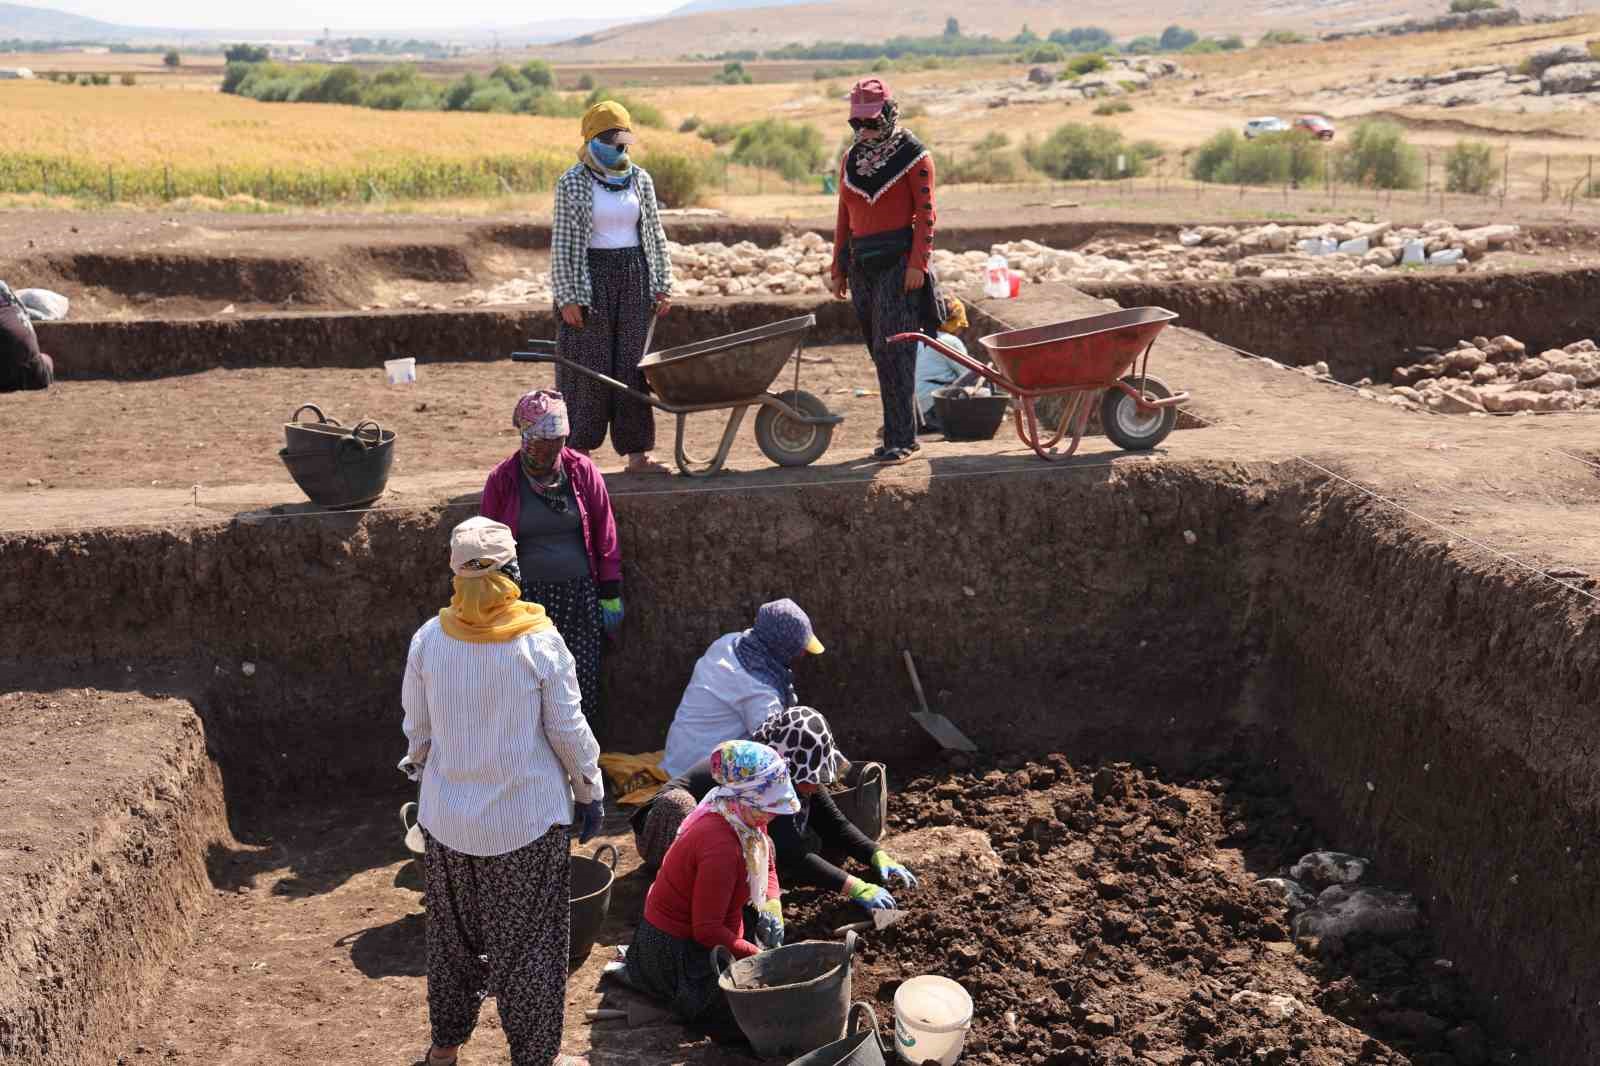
[661,633,786,776]
[589,178,642,250]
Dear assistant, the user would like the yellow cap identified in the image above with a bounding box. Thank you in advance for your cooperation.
[582,101,636,145]
[805,634,825,655]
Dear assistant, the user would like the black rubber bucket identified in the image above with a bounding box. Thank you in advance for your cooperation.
[932,387,1009,441]
[279,418,395,510]
[715,931,857,1059]
[787,1003,887,1066]
[830,763,887,842]
[570,844,618,964]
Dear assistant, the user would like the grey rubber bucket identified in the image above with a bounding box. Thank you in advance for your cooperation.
[787,1002,887,1066]
[714,931,858,1059]
[569,844,618,964]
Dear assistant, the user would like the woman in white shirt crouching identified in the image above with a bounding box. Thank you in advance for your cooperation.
[660,598,826,778]
[399,517,603,1066]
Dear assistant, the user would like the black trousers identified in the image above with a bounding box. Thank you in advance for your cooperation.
[556,247,656,456]
[848,256,922,451]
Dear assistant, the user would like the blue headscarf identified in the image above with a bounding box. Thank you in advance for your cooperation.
[733,599,817,708]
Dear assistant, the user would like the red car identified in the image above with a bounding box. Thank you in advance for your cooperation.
[1294,115,1336,141]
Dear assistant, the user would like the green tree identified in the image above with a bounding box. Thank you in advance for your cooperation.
[1449,0,1499,12]
[944,16,960,37]
[1025,122,1144,179]
[519,59,554,90]
[1445,140,1495,193]
[1336,120,1422,189]
[224,44,269,63]
[163,49,181,67]
[1158,25,1198,51]
[1126,36,1160,54]
[1013,24,1039,45]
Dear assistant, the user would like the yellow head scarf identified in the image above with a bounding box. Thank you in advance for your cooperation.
[439,571,553,644]
[941,296,968,335]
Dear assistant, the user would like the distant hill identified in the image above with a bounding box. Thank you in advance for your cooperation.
[0,2,144,39]
[671,0,812,14]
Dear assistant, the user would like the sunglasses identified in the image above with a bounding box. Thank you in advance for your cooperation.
[848,116,886,131]
[595,129,629,147]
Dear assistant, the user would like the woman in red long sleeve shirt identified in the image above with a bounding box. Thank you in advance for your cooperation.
[625,740,800,1021]
[830,77,939,464]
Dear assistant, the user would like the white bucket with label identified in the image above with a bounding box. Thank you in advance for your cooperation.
[893,975,972,1065]
[385,357,417,384]
[982,255,1010,299]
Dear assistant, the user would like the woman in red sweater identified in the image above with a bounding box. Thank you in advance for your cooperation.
[625,740,800,1020]
[830,77,940,464]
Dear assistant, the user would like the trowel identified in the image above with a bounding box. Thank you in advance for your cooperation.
[585,1002,673,1028]
[833,909,908,936]
[903,650,978,752]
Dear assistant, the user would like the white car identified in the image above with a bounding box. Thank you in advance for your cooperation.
[1243,116,1290,139]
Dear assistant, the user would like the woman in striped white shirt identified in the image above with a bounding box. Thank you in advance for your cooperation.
[400,517,603,1066]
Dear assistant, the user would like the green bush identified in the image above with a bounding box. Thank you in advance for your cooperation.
[974,131,1010,153]
[1025,43,1066,64]
[1159,25,1198,51]
[697,121,740,146]
[1257,29,1307,46]
[678,115,702,133]
[1336,120,1422,189]
[714,61,753,85]
[1024,123,1145,179]
[224,44,269,63]
[730,118,826,180]
[1126,36,1160,54]
[120,73,136,86]
[1445,140,1495,193]
[935,149,1020,184]
[1190,128,1323,184]
[576,74,596,91]
[520,60,554,91]
[644,152,705,207]
[1184,40,1222,54]
[1131,140,1164,161]
[163,49,181,68]
[1093,99,1133,115]
[1067,53,1107,76]
[1049,27,1115,52]
[1449,0,1498,11]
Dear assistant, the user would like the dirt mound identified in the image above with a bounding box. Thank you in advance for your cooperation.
[789,757,1518,1066]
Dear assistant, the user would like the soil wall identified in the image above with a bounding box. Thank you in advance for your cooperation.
[1257,482,1600,1066]
[38,297,860,380]
[0,461,1263,791]
[0,691,229,1066]
[1081,268,1600,382]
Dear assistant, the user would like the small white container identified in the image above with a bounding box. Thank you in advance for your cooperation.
[894,975,973,1066]
[385,357,417,384]
[982,255,1011,299]
[1401,239,1426,265]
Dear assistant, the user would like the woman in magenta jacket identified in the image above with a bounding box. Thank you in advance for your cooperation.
[481,389,623,729]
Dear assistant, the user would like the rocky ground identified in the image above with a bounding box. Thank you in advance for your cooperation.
[442,218,1525,309]
[784,757,1519,1066]
[1296,42,1600,111]
[1381,334,1600,414]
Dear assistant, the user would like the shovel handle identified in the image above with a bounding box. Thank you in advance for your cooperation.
[902,650,932,716]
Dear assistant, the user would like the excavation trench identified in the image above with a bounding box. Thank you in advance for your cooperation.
[2,456,1596,1066]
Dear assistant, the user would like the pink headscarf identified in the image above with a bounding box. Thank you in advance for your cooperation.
[514,389,570,439]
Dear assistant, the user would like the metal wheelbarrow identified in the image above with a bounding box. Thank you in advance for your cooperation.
[892,306,1189,461]
[512,314,843,477]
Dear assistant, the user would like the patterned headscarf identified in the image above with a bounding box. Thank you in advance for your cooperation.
[751,707,848,787]
[513,389,570,439]
[677,740,800,909]
[733,599,821,708]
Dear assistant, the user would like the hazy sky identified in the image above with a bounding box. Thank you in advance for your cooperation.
[31,0,683,30]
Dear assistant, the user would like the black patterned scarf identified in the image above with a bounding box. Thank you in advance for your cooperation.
[843,100,928,205]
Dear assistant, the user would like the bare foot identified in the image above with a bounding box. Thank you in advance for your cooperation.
[625,453,670,474]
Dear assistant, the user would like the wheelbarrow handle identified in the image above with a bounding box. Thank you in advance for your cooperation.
[511,351,558,364]
[887,331,1011,390]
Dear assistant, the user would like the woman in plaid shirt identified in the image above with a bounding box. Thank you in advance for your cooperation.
[551,101,674,474]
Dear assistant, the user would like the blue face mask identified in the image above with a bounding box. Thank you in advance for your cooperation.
[589,137,628,169]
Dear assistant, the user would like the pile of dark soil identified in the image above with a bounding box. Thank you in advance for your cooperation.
[787,756,1518,1066]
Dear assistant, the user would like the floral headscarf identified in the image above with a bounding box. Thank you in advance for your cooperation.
[514,389,570,439]
[676,740,800,909]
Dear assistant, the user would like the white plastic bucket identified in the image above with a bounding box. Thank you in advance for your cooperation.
[385,357,417,384]
[893,975,972,1065]
[982,255,1010,299]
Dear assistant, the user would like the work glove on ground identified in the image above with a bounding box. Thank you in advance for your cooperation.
[599,597,625,638]
[577,799,605,844]
[844,876,897,912]
[755,898,785,950]
[872,849,918,889]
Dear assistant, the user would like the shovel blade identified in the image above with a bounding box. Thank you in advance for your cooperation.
[911,710,978,752]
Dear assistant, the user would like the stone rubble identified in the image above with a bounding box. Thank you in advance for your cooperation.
[905,57,1190,114]
[1386,334,1600,414]
[444,219,1525,307]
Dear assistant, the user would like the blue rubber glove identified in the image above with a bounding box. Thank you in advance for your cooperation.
[844,877,897,912]
[872,849,918,889]
[755,898,785,949]
[577,799,605,844]
[600,597,624,638]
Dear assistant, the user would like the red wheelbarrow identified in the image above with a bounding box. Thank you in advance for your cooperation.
[892,306,1190,460]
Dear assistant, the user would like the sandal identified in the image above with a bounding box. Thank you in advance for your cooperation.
[625,454,671,475]
[423,1048,458,1066]
[869,446,915,465]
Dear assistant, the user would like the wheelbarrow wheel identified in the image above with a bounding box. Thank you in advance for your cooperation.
[755,390,834,467]
[1102,374,1178,451]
